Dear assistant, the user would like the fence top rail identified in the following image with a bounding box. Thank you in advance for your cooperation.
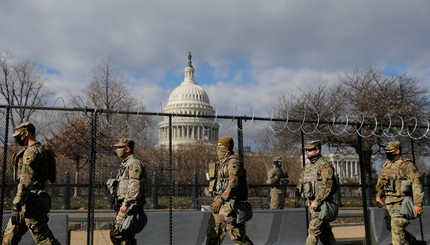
[1,104,429,129]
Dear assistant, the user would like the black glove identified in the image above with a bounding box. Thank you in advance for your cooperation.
[11,204,21,225]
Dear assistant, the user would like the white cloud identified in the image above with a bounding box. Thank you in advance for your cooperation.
[1,0,430,118]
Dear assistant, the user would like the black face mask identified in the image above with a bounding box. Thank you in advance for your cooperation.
[307,154,320,162]
[14,133,26,146]
[386,152,396,161]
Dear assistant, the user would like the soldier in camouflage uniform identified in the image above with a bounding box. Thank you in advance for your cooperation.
[297,140,337,245]
[206,136,254,245]
[1,122,60,245]
[266,157,288,210]
[109,138,148,245]
[375,141,425,245]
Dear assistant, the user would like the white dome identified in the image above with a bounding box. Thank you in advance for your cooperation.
[158,54,219,146]
[166,81,211,106]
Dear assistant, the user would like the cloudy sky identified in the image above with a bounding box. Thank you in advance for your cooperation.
[1,0,430,120]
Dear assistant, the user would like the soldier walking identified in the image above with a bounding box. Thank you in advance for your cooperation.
[206,136,254,245]
[266,157,288,210]
[2,122,59,245]
[297,140,337,245]
[108,138,148,245]
[375,141,425,245]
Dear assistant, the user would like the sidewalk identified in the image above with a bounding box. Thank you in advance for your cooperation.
[71,224,365,245]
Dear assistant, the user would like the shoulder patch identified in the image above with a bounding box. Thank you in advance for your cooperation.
[227,158,240,175]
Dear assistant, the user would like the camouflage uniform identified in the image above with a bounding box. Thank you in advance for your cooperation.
[266,157,288,210]
[375,141,424,245]
[109,142,148,245]
[2,122,59,245]
[206,137,253,245]
[297,140,336,245]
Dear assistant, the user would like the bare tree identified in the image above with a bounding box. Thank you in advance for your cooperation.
[0,51,47,129]
[272,66,430,184]
[69,56,153,148]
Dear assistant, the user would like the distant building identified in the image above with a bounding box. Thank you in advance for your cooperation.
[325,153,361,184]
[158,53,219,146]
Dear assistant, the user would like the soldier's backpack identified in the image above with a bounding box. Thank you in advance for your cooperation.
[44,145,57,183]
[318,200,338,222]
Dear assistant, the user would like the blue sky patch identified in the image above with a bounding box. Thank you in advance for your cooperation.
[383,62,409,77]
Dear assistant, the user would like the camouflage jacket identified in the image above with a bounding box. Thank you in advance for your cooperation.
[297,156,335,203]
[266,167,288,188]
[12,142,49,206]
[376,156,423,206]
[214,154,248,201]
[116,154,147,206]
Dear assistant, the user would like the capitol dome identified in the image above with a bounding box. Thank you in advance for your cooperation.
[158,53,219,146]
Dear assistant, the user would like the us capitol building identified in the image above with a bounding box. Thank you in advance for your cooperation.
[158,53,219,146]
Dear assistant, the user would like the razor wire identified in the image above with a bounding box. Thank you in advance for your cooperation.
[2,104,430,139]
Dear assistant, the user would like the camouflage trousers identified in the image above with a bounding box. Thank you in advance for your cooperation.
[269,188,285,210]
[385,202,418,245]
[206,199,254,245]
[1,215,60,245]
[305,205,336,245]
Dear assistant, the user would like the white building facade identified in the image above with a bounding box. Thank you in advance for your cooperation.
[325,153,361,184]
[158,54,219,146]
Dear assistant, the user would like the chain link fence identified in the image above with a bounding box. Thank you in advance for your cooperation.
[1,105,430,245]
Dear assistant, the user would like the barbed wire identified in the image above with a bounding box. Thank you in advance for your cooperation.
[1,104,430,140]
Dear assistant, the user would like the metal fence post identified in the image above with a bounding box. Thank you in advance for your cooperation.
[424,173,430,206]
[334,173,341,207]
[191,173,198,209]
[62,172,71,209]
[356,125,371,245]
[87,110,97,245]
[409,135,424,241]
[300,130,309,232]
[237,118,244,168]
[151,172,159,209]
[107,172,115,209]
[168,115,173,245]
[365,173,372,207]
[0,106,10,232]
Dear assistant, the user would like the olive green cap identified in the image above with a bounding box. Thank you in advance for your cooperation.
[384,141,401,151]
[304,140,321,150]
[12,122,35,137]
[114,138,135,148]
[218,136,234,150]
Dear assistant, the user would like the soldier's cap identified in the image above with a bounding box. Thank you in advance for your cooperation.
[218,136,234,150]
[272,157,282,162]
[304,140,321,150]
[384,141,401,151]
[114,138,135,148]
[12,122,35,137]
